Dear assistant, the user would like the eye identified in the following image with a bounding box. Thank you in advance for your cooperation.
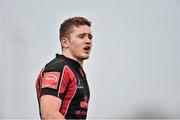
[78,34,85,39]
[77,33,93,40]
[88,34,93,40]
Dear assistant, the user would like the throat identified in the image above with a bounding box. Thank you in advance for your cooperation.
[62,51,83,67]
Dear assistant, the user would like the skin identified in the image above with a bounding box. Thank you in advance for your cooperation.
[62,25,93,66]
[40,95,64,119]
[40,25,92,119]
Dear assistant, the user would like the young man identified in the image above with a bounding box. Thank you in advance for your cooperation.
[36,16,93,119]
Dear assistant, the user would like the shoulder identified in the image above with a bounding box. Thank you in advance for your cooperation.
[43,57,67,73]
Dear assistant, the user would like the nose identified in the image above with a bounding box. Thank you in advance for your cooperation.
[85,36,91,45]
[85,34,92,44]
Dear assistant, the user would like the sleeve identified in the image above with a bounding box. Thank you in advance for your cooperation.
[40,61,69,100]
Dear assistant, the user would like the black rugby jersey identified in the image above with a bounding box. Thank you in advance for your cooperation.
[36,54,90,119]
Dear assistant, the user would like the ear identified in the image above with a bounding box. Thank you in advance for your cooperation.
[61,37,69,49]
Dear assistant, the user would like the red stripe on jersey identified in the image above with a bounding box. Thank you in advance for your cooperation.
[36,67,45,98]
[59,66,77,116]
[79,68,84,77]
[58,66,70,94]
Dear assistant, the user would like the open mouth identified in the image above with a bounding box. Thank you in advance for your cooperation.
[83,46,91,51]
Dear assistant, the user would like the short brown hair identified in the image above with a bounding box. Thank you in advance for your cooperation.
[59,16,91,40]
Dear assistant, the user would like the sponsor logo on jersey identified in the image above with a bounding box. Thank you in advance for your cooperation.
[77,79,84,89]
[41,72,60,89]
[80,96,88,109]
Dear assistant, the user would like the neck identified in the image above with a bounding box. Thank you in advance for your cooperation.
[62,51,83,67]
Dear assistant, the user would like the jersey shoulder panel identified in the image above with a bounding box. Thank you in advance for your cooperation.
[43,57,67,73]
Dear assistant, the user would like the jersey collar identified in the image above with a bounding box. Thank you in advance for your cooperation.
[56,54,82,69]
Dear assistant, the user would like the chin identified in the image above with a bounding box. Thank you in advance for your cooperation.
[80,54,90,60]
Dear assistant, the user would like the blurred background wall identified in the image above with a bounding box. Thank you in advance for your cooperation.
[0,0,3,117]
[0,0,180,119]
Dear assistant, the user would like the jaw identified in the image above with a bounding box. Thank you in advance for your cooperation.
[63,47,91,62]
[62,49,89,65]
[77,53,90,61]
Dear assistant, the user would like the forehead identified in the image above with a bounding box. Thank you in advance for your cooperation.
[71,25,91,35]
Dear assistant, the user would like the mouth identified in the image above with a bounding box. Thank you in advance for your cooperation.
[83,46,91,53]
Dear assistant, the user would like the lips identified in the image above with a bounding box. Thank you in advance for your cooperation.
[83,46,91,52]
[84,46,90,50]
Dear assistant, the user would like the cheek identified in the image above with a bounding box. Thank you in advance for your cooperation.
[70,40,83,50]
